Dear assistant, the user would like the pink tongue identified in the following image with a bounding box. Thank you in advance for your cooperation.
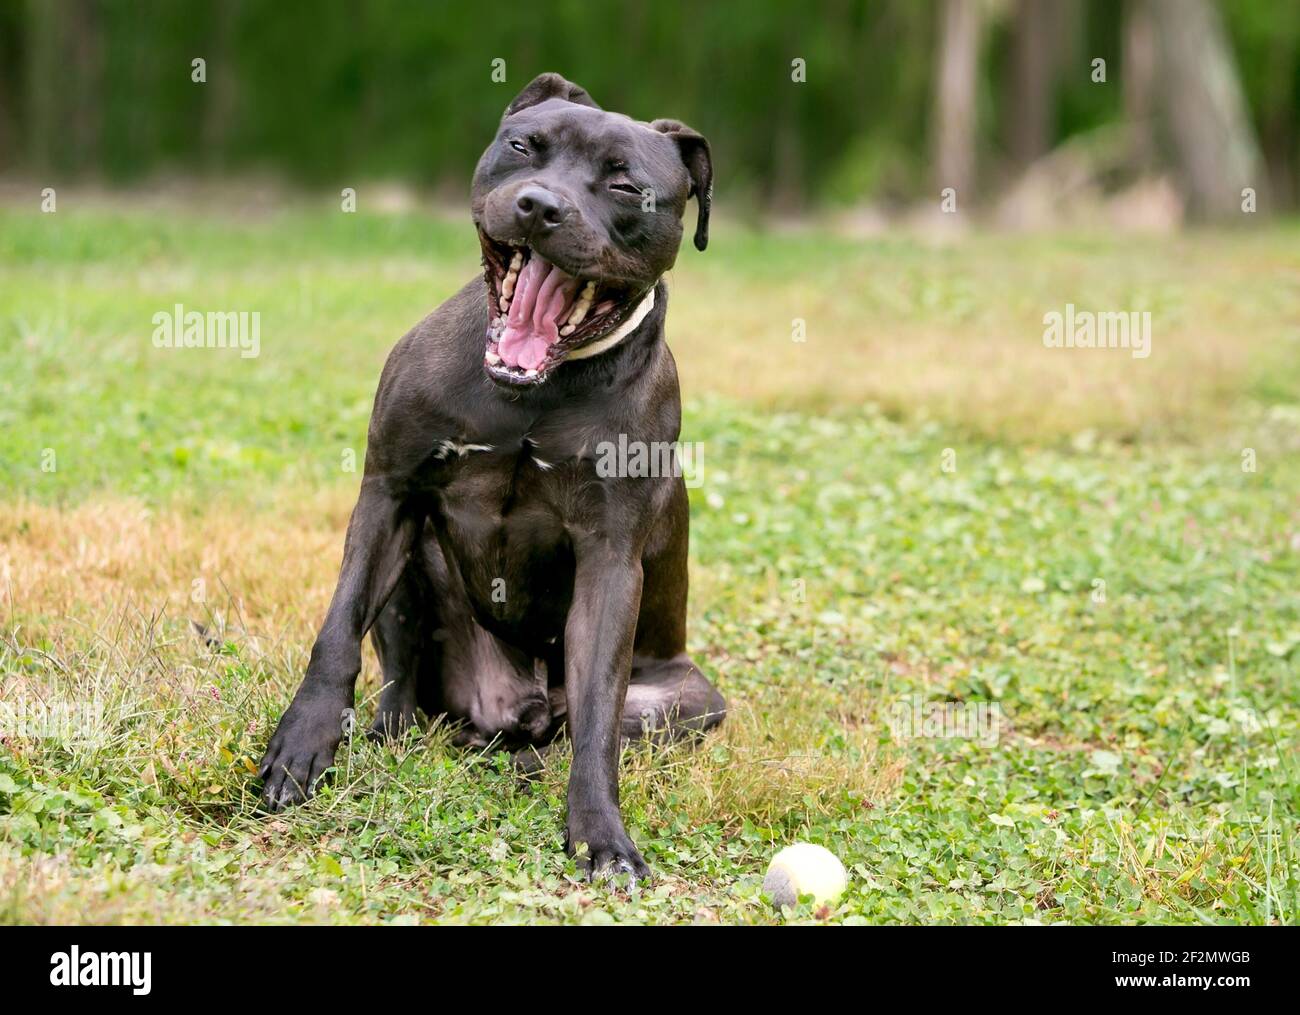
[499,256,579,371]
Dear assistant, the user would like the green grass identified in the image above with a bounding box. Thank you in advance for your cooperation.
[0,202,1297,923]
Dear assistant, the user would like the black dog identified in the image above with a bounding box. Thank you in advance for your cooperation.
[260,73,724,880]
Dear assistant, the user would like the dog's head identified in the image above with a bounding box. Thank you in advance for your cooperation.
[471,73,712,387]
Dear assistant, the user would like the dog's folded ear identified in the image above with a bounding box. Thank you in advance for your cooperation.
[651,119,713,252]
[505,73,602,117]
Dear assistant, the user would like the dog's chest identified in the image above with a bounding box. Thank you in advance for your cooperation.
[436,441,579,531]
[430,438,599,617]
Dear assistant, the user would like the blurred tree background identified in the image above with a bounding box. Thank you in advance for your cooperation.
[0,0,1296,218]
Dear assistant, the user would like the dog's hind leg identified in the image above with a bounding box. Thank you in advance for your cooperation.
[621,654,726,741]
[545,653,725,745]
[613,479,726,743]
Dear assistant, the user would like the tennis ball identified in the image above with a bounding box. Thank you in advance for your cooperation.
[763,842,847,907]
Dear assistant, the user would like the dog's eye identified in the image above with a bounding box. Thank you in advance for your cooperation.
[510,139,529,155]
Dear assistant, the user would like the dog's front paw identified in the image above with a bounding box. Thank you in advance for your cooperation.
[566,817,651,884]
[258,694,349,811]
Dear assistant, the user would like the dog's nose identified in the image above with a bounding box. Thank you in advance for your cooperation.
[514,186,568,233]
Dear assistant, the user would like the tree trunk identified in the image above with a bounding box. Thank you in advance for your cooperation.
[1148,0,1264,219]
[1006,0,1070,172]
[932,0,982,202]
[1123,0,1158,170]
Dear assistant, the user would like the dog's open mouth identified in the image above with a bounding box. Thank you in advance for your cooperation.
[480,233,652,385]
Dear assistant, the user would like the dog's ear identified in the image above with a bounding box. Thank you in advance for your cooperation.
[505,73,601,117]
[651,119,713,252]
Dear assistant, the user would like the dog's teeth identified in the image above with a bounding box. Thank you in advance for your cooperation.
[566,285,596,327]
[486,351,501,365]
[567,300,591,327]
[560,324,575,336]
[499,295,510,311]
[525,369,538,377]
[500,264,521,303]
[510,252,523,271]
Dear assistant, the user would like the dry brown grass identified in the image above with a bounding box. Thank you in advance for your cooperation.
[0,492,349,650]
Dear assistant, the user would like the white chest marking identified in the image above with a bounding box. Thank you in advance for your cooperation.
[434,439,494,460]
